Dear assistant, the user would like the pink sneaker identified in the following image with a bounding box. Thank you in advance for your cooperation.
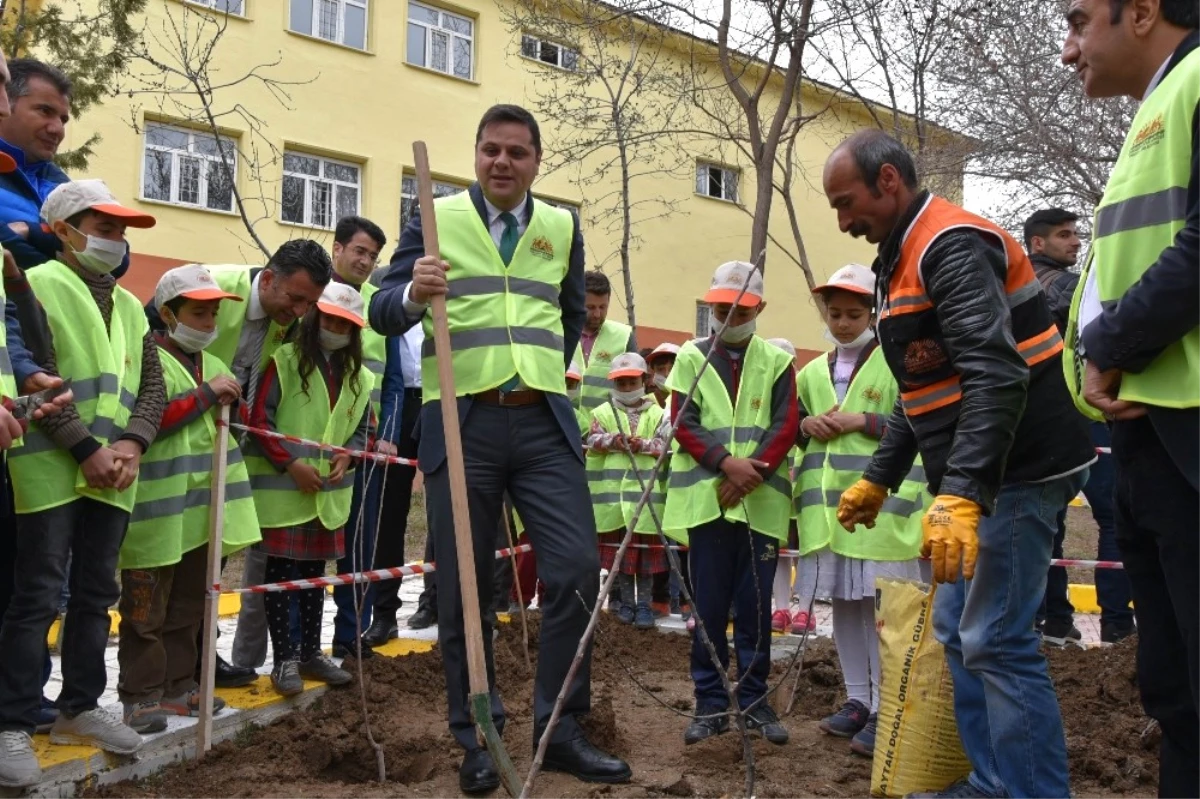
[790,610,816,634]
[770,609,791,633]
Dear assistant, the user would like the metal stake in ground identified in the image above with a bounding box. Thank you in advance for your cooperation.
[414,141,521,797]
[196,404,230,757]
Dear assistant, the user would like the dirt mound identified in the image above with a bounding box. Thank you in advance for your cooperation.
[88,619,1154,798]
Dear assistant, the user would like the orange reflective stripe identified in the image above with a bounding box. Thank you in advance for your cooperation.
[1018,325,1064,367]
[882,287,933,318]
[900,376,962,415]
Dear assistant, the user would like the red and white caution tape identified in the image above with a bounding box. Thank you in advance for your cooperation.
[224,421,419,468]
[594,542,1124,569]
[218,543,533,595]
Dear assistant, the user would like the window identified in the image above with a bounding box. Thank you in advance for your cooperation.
[399,173,466,233]
[407,2,474,79]
[696,161,739,202]
[282,152,360,229]
[695,301,713,337]
[291,0,368,49]
[188,0,244,13]
[141,123,236,213]
[520,34,578,71]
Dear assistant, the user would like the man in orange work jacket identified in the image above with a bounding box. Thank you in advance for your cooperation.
[824,130,1095,799]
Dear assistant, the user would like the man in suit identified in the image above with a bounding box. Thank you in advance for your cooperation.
[370,104,630,794]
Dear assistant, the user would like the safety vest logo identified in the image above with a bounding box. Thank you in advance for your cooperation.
[862,386,883,405]
[761,542,775,561]
[530,237,555,260]
[903,338,949,375]
[750,396,763,411]
[272,328,287,343]
[597,350,612,363]
[1130,114,1165,156]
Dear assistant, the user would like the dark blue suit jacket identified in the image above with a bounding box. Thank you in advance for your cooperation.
[368,183,588,474]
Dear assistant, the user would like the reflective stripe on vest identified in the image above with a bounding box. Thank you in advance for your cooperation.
[793,348,925,560]
[419,192,574,402]
[1065,48,1200,415]
[661,336,795,541]
[887,196,1063,417]
[0,274,15,402]
[120,348,261,570]
[245,343,371,529]
[360,281,386,416]
[8,261,146,514]
[587,401,672,535]
[205,266,291,372]
[574,320,633,412]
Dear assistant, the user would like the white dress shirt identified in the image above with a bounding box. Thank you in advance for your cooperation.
[401,325,424,389]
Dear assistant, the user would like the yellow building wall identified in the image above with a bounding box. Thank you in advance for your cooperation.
[65,0,931,355]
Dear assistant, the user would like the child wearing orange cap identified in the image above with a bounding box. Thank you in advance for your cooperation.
[244,283,374,697]
[586,353,671,629]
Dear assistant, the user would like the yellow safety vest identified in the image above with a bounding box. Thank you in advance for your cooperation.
[661,336,795,541]
[420,192,574,402]
[793,348,926,560]
[587,401,673,536]
[121,347,261,569]
[359,281,386,419]
[244,343,371,529]
[574,320,633,412]
[205,266,291,372]
[8,260,146,513]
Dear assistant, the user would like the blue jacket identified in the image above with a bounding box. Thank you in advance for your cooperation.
[377,334,406,446]
[0,137,70,271]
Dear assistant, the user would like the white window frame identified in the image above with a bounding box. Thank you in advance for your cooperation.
[187,0,245,14]
[407,1,474,79]
[295,0,368,48]
[140,123,237,213]
[399,172,467,234]
[520,34,578,71]
[695,301,713,337]
[696,161,739,203]
[281,151,361,230]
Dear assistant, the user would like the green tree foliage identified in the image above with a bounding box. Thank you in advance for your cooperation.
[0,0,147,169]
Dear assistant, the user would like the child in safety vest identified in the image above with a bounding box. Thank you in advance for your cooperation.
[764,337,815,636]
[645,343,680,417]
[0,181,162,769]
[244,283,373,697]
[117,265,263,734]
[644,342,687,618]
[662,261,798,747]
[793,264,926,758]
[586,353,671,630]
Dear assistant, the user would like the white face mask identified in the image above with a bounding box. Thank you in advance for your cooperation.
[168,318,219,354]
[67,225,127,275]
[823,326,875,350]
[319,329,351,352]
[712,315,757,343]
[611,388,645,406]
[567,386,581,401]
[652,373,669,390]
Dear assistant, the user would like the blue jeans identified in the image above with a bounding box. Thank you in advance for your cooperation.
[688,517,777,711]
[933,471,1087,799]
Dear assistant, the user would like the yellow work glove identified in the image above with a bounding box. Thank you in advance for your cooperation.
[921,495,982,584]
[836,479,889,532]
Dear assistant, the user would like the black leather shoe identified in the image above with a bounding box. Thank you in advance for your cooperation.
[542,736,632,784]
[332,640,376,660]
[459,747,500,794]
[361,615,398,648]
[214,655,258,688]
[407,606,437,630]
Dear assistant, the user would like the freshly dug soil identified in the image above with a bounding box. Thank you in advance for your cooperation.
[90,620,1154,798]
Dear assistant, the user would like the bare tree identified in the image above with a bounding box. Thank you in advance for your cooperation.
[122,2,317,258]
[499,0,696,332]
[932,0,1135,228]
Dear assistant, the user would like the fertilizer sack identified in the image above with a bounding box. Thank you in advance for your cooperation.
[871,578,970,798]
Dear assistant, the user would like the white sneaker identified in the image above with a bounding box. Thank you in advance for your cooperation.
[0,730,41,787]
[50,708,143,755]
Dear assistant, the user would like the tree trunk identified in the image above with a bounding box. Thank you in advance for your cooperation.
[617,140,638,340]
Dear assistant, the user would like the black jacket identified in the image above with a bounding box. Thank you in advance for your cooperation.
[368,183,587,473]
[864,192,1094,513]
[1030,253,1079,336]
[1081,30,1199,490]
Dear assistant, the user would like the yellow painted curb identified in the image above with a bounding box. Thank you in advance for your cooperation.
[1069,583,1101,614]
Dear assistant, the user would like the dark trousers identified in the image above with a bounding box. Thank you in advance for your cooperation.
[416,532,437,613]
[0,470,52,702]
[426,401,598,750]
[687,517,777,711]
[371,389,422,618]
[118,544,208,703]
[0,498,129,732]
[330,465,381,646]
[1112,417,1198,798]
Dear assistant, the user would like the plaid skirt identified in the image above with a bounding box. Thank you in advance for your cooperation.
[260,519,345,561]
[597,531,668,577]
